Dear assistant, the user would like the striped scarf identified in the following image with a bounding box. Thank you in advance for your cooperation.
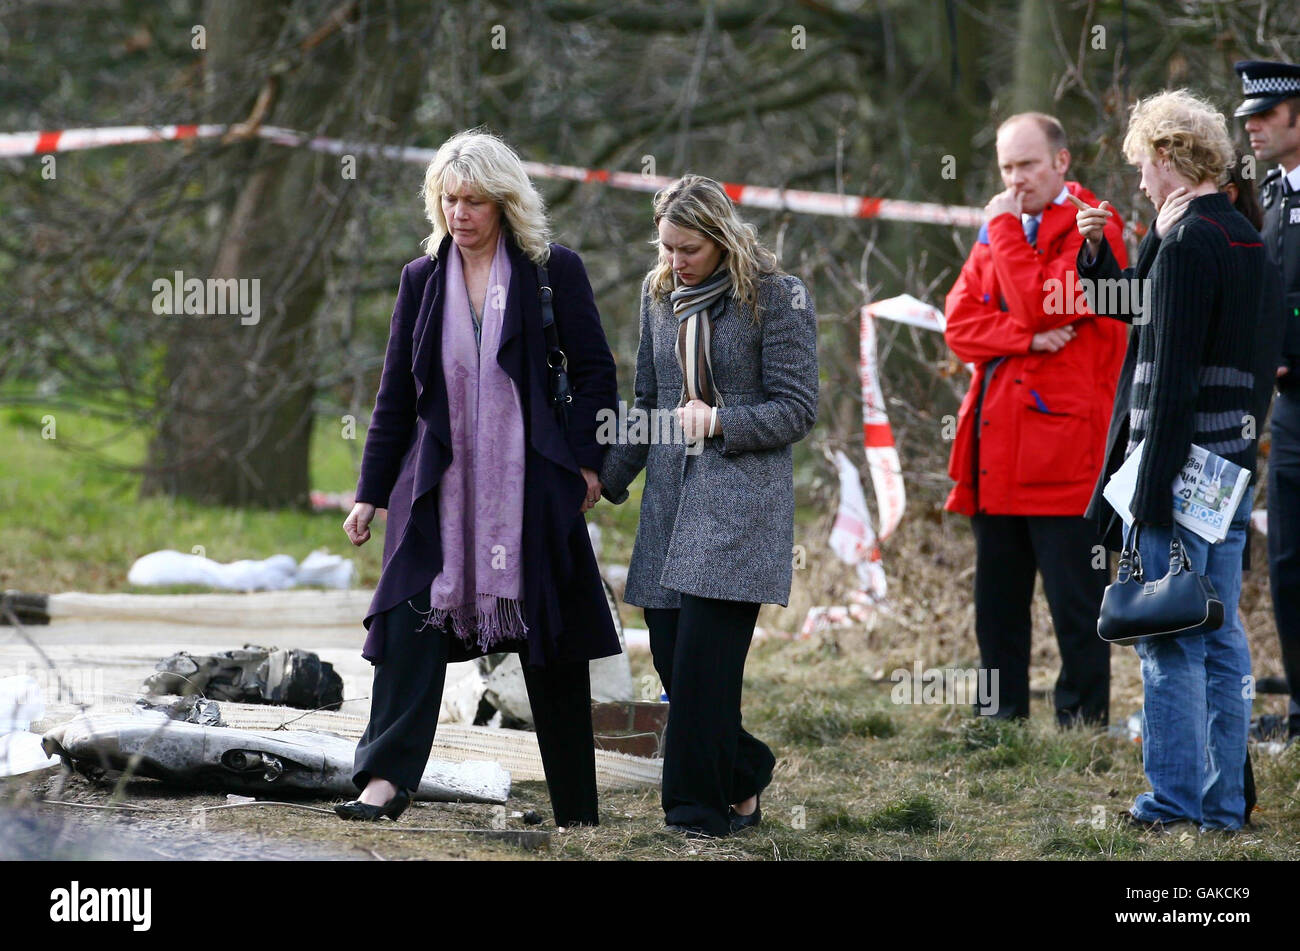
[671,268,732,408]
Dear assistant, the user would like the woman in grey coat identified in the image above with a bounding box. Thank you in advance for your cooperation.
[598,175,819,838]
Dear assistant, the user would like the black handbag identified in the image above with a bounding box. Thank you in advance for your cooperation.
[536,262,573,433]
[1097,521,1224,646]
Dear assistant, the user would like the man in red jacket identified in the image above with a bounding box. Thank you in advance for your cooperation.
[944,112,1127,726]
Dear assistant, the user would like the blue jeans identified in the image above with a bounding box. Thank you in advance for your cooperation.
[1128,485,1253,830]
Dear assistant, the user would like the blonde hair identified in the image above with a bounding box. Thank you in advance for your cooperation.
[419,128,551,263]
[1121,89,1236,184]
[648,175,779,321]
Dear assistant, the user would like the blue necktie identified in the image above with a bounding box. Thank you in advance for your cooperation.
[1023,215,1039,247]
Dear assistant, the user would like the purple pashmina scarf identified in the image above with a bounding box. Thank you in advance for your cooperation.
[413,231,529,651]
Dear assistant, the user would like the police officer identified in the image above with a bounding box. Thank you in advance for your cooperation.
[1237,60,1300,742]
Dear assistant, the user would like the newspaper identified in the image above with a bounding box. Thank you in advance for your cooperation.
[1103,439,1251,544]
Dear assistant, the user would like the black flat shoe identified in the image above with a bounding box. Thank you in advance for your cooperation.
[666,822,719,839]
[728,793,762,833]
[334,787,411,821]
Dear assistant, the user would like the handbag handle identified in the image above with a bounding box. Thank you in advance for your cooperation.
[1117,519,1144,583]
[1167,524,1192,575]
[1117,519,1192,583]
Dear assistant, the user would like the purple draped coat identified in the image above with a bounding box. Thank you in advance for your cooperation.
[354,232,622,668]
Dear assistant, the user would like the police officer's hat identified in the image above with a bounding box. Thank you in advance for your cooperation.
[1234,60,1300,118]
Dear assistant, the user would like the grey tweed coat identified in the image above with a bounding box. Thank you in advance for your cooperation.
[599,270,820,608]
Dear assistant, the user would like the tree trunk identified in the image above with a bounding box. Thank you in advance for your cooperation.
[1012,0,1086,118]
[142,0,427,508]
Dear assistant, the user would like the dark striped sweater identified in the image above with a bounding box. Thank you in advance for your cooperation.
[1127,191,1265,524]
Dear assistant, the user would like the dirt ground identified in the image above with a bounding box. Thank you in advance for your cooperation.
[2,770,578,861]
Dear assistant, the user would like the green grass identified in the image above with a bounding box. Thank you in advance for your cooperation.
[0,398,375,593]
[0,391,658,597]
[816,794,944,834]
[1038,823,1147,858]
[777,700,897,746]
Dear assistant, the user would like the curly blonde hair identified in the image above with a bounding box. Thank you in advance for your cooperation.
[1121,89,1236,184]
[420,128,552,263]
[648,175,779,322]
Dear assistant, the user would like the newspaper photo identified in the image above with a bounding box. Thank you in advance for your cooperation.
[1103,439,1252,544]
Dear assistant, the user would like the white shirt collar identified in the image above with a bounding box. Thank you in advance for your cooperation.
[1022,184,1071,226]
[1281,164,1300,193]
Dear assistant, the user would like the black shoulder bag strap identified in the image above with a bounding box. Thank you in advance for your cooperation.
[536,262,573,433]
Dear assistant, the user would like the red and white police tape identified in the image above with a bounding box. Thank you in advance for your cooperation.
[801,295,953,639]
[1,123,986,228]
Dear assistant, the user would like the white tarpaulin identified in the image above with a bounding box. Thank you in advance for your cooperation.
[127,549,355,591]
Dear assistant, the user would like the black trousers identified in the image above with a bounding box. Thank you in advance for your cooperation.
[970,513,1110,725]
[644,594,775,837]
[1268,389,1300,737]
[351,587,601,826]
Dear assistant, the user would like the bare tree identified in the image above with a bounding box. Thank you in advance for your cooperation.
[3,0,1298,521]
[141,0,430,506]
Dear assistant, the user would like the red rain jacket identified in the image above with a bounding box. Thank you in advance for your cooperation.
[944,181,1127,517]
